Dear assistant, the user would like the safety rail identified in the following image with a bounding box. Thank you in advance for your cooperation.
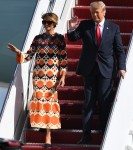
[101,31,133,150]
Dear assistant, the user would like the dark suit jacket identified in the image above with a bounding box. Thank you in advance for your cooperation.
[67,19,126,78]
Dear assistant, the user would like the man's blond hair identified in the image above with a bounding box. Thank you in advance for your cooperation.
[90,1,106,12]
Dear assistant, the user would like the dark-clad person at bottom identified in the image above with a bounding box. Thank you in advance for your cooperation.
[67,1,126,144]
[7,12,68,147]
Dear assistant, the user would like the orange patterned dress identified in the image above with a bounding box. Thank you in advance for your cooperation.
[16,33,67,129]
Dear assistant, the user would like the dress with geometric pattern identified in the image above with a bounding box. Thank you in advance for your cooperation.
[16,33,67,129]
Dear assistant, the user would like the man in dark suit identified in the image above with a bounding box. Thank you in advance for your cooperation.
[67,1,126,144]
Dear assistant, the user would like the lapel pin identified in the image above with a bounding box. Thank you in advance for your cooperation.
[107,27,109,29]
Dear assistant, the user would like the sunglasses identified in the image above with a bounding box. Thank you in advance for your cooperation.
[42,20,54,25]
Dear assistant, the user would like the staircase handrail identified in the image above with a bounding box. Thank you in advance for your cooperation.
[101,31,133,150]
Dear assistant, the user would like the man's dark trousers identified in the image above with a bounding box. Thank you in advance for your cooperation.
[82,63,113,136]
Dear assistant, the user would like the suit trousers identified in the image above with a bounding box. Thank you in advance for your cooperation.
[83,63,113,135]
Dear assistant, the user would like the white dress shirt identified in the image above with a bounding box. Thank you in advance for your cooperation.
[95,18,105,37]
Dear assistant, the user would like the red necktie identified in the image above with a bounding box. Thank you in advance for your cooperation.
[96,23,101,47]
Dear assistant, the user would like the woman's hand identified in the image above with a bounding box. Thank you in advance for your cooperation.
[58,76,65,87]
[7,43,21,55]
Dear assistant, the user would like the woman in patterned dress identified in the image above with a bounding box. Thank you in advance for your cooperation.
[7,12,67,146]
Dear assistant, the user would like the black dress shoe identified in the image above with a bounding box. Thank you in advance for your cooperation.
[44,143,52,148]
[77,135,92,144]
